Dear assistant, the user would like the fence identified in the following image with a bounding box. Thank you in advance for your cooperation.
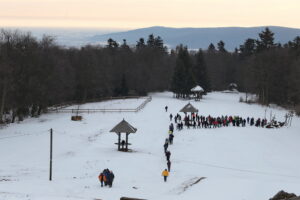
[48,96,152,113]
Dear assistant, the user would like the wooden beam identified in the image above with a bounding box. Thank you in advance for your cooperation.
[118,133,121,151]
[125,133,129,151]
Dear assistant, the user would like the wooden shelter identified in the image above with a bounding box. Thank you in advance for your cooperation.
[228,83,238,91]
[191,85,204,101]
[179,103,198,113]
[110,119,137,152]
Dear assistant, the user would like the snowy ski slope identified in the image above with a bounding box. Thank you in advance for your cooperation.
[0,92,299,200]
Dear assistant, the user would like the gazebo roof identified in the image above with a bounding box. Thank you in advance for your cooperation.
[179,103,198,113]
[229,83,238,87]
[191,85,204,92]
[110,119,137,133]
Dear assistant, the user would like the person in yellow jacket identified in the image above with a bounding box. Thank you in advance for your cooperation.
[162,169,169,182]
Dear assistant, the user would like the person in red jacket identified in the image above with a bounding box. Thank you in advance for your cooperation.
[98,173,104,187]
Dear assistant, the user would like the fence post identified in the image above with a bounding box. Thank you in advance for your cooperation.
[49,128,53,181]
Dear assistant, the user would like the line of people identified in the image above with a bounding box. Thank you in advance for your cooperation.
[171,113,271,130]
[161,109,176,182]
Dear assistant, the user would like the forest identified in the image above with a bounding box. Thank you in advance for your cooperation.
[0,27,299,123]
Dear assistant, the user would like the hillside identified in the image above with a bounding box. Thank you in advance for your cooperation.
[0,92,299,200]
[90,26,300,50]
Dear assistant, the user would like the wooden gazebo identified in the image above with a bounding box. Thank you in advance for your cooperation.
[110,119,137,152]
[191,85,204,101]
[179,103,198,113]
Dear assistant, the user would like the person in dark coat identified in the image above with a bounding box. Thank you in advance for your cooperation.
[164,142,168,153]
[106,170,115,188]
[169,133,174,145]
[169,114,173,121]
[103,169,110,186]
[165,106,168,112]
[169,123,174,132]
[166,151,171,161]
[167,160,171,172]
[250,117,254,126]
[109,171,115,187]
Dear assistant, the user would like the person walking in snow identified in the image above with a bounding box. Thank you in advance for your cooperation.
[162,169,169,182]
[166,151,171,161]
[165,106,168,112]
[169,113,173,121]
[109,171,115,187]
[106,170,114,188]
[169,133,174,145]
[163,142,168,153]
[165,137,169,144]
[103,169,110,186]
[169,123,174,133]
[167,160,171,172]
[98,172,104,187]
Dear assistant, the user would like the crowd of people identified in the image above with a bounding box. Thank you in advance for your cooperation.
[171,112,272,130]
[97,105,286,187]
[160,105,286,182]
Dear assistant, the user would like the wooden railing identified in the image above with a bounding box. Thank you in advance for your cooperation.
[48,96,152,113]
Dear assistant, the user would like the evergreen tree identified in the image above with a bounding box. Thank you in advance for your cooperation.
[136,38,146,49]
[154,36,164,50]
[147,34,155,47]
[170,58,185,97]
[207,43,216,52]
[171,45,195,98]
[256,27,275,51]
[192,49,210,93]
[121,39,129,49]
[120,73,129,96]
[239,38,256,57]
[217,40,227,52]
[106,38,119,48]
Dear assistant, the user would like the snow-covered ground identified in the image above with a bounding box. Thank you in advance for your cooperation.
[0,92,299,200]
[65,98,146,110]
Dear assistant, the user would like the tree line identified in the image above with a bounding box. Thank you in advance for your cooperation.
[171,28,300,113]
[0,27,299,123]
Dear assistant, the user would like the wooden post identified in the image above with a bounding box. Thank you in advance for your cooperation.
[125,133,129,151]
[118,133,121,151]
[49,128,53,181]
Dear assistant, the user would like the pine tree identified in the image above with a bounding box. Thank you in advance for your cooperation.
[193,49,210,93]
[154,36,164,50]
[120,74,129,96]
[171,45,195,98]
[256,27,275,51]
[136,38,146,49]
[207,43,216,52]
[217,40,227,52]
[239,38,256,57]
[121,39,129,49]
[147,34,155,47]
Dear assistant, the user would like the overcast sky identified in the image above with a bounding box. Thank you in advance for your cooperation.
[1,0,300,29]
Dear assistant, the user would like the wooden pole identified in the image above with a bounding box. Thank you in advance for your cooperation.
[118,133,121,151]
[49,128,53,181]
[125,133,129,151]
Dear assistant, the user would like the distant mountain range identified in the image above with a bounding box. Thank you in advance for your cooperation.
[89,26,300,51]
[8,26,300,51]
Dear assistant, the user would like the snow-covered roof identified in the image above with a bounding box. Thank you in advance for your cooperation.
[110,119,137,133]
[229,83,238,87]
[180,103,198,113]
[191,85,204,92]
